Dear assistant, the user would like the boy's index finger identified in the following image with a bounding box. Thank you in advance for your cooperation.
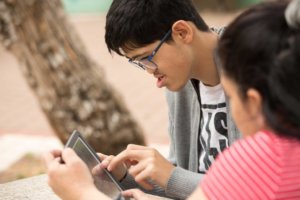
[107,149,144,171]
[126,144,148,150]
[122,189,148,199]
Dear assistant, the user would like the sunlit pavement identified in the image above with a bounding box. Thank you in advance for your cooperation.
[0,135,62,171]
[0,12,237,174]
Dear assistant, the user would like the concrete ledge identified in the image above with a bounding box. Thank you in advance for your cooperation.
[0,175,171,200]
[0,174,59,200]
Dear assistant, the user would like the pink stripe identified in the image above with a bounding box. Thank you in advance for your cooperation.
[202,166,228,199]
[246,136,281,180]
[242,138,280,193]
[209,169,237,199]
[203,149,246,199]
[211,155,245,199]
[201,131,300,199]
[228,142,269,199]
[225,146,262,199]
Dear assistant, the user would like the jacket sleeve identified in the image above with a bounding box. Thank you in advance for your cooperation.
[119,173,168,198]
[119,166,204,200]
[165,89,177,166]
[165,167,204,199]
[164,86,204,199]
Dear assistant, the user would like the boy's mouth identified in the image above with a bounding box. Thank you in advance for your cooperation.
[156,75,165,88]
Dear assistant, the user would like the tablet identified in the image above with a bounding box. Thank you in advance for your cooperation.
[65,130,125,200]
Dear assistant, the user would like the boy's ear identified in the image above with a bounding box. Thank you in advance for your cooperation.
[171,20,193,43]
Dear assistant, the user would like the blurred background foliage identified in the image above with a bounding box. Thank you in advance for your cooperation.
[62,0,263,14]
[193,0,263,11]
[62,0,113,13]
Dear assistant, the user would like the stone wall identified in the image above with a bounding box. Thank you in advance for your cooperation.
[0,175,170,200]
[0,175,59,200]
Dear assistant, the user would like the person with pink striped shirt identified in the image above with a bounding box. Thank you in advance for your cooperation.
[188,0,300,199]
[44,0,300,199]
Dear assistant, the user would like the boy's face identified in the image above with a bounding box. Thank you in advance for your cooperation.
[123,38,193,91]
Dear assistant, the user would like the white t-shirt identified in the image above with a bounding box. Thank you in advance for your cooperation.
[199,82,229,173]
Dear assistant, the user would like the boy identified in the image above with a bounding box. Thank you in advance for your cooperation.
[45,0,241,199]
[102,0,240,199]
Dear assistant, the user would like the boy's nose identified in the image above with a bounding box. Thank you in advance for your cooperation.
[146,67,156,74]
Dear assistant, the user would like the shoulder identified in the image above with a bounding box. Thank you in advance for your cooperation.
[209,131,276,173]
[201,131,280,199]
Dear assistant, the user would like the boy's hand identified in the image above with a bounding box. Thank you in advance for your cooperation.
[92,153,127,181]
[107,144,175,190]
[44,148,103,200]
[122,189,162,200]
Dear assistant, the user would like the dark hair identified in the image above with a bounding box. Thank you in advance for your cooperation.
[105,0,209,55]
[218,0,300,139]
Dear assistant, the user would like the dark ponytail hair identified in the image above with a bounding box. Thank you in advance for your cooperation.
[218,0,300,139]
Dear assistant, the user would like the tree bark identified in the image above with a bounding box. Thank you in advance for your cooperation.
[0,0,145,155]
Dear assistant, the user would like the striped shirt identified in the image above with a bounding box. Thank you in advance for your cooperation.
[201,130,300,200]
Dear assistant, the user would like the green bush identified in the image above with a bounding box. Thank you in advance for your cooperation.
[63,0,113,13]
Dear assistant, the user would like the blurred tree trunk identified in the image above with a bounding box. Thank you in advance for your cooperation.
[0,0,145,155]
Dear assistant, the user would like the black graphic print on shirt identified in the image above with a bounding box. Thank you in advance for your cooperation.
[199,103,229,173]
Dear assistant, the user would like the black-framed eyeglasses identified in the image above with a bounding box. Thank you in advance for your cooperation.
[128,29,172,71]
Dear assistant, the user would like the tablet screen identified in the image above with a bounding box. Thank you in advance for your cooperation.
[69,134,123,200]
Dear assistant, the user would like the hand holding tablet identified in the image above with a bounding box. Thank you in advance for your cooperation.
[64,130,127,200]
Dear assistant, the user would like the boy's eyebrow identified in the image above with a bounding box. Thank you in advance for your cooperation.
[125,55,141,60]
[126,53,148,60]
